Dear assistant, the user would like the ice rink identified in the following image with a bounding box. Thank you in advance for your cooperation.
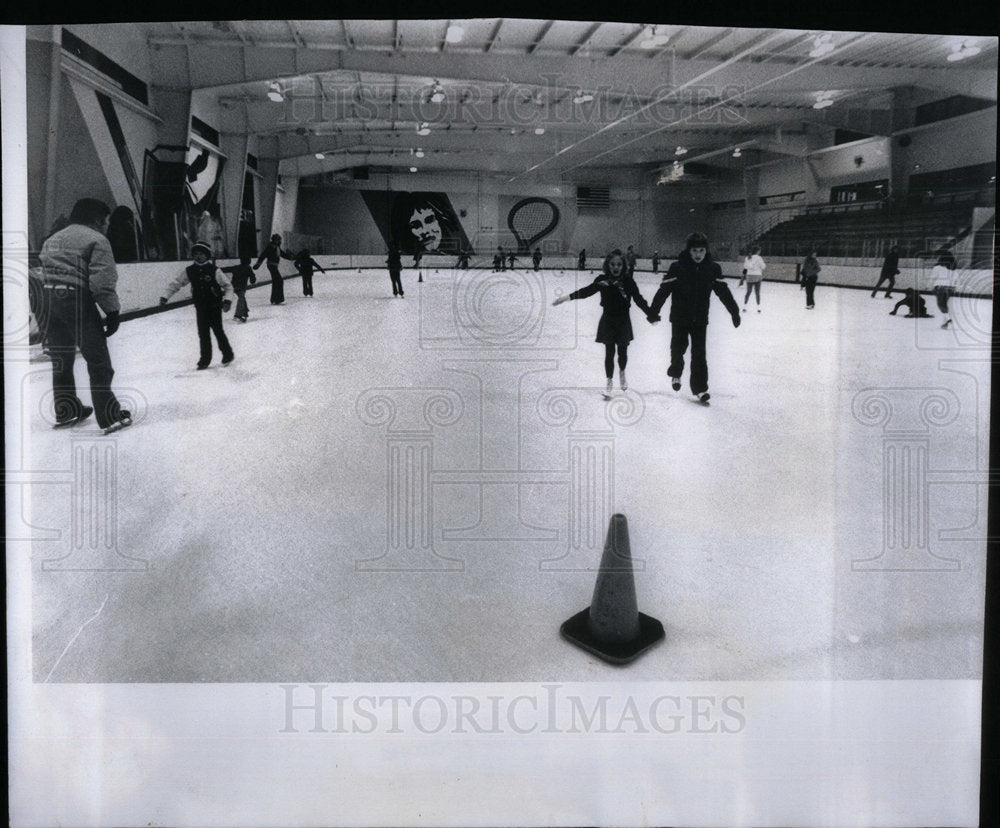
[23,266,992,682]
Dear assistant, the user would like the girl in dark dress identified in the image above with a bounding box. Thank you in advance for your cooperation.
[552,249,653,396]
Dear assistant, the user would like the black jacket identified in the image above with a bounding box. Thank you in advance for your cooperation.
[255,242,292,268]
[220,263,255,291]
[569,273,652,316]
[649,250,739,326]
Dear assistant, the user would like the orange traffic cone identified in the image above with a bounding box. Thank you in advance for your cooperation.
[560,513,664,665]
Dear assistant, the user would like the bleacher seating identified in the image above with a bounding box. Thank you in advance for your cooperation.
[755,187,994,260]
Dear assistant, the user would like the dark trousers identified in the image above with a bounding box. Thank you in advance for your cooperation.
[234,289,249,319]
[267,263,285,303]
[301,272,314,296]
[934,285,955,313]
[669,322,709,395]
[389,267,403,295]
[195,302,233,366]
[44,288,122,428]
[804,280,816,306]
[872,272,896,297]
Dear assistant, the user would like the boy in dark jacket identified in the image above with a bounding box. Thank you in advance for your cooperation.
[387,245,404,297]
[647,232,741,404]
[160,241,234,369]
[293,249,328,297]
[220,256,256,321]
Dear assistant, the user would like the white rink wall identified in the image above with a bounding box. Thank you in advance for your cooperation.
[113,257,994,315]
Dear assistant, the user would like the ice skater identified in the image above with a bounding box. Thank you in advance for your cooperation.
[387,245,405,297]
[801,249,821,309]
[551,248,653,397]
[652,250,660,274]
[625,245,637,277]
[532,247,542,271]
[507,251,517,270]
[293,249,328,297]
[578,249,587,271]
[220,256,256,322]
[647,232,741,404]
[872,246,901,298]
[253,233,293,305]
[39,197,132,433]
[742,245,766,312]
[889,288,932,318]
[931,250,958,329]
[160,241,234,370]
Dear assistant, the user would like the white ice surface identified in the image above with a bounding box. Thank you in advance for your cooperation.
[25,268,991,682]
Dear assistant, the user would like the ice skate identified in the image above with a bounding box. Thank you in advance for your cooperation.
[602,378,614,400]
[53,405,93,429]
[619,370,628,391]
[671,378,681,392]
[102,410,133,435]
[941,318,952,329]
[697,392,711,405]
[222,353,235,365]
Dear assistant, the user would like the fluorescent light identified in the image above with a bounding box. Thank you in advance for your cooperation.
[445,24,464,43]
[415,149,425,158]
[809,33,835,58]
[675,145,688,156]
[267,81,284,102]
[573,92,594,104]
[534,127,545,135]
[732,147,742,158]
[417,122,431,136]
[410,166,417,173]
[813,98,834,109]
[315,152,325,159]
[430,82,445,103]
[639,25,669,49]
[948,39,981,61]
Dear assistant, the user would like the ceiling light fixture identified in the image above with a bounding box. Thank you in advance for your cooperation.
[410,166,418,173]
[947,38,981,61]
[445,24,465,44]
[573,91,594,104]
[315,152,325,159]
[534,127,546,135]
[732,147,742,158]
[813,90,835,109]
[809,33,835,58]
[639,24,670,50]
[415,149,425,158]
[430,82,446,103]
[675,145,688,156]
[267,81,285,102]
[416,122,431,136]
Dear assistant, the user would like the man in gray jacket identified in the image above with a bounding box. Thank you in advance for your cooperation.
[40,198,132,433]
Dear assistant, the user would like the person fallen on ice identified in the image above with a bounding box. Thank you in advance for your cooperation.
[889,288,932,318]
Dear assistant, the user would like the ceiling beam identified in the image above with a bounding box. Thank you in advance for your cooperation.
[527,20,555,55]
[569,22,602,57]
[683,28,735,61]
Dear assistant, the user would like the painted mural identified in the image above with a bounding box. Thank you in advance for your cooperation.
[360,190,474,256]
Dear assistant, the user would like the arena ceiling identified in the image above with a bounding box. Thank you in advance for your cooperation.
[135,18,998,182]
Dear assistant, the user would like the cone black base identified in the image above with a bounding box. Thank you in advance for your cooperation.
[560,608,665,665]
